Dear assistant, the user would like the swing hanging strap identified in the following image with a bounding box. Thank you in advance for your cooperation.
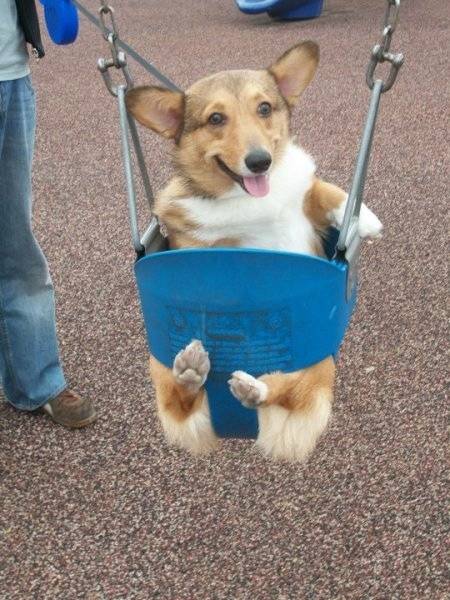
[117,84,161,256]
[87,0,181,255]
[337,0,404,290]
[73,0,181,93]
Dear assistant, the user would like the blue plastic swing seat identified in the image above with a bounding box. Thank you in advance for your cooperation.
[135,229,356,439]
[39,0,79,45]
[235,0,324,20]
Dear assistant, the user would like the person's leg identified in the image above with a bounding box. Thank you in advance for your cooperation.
[0,77,67,410]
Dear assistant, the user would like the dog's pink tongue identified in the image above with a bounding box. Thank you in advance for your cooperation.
[243,174,269,197]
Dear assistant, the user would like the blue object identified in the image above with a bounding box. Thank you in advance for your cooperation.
[39,0,79,45]
[235,0,324,20]
[135,230,356,439]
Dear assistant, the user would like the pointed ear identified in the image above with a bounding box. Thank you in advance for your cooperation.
[125,86,184,139]
[269,41,319,107]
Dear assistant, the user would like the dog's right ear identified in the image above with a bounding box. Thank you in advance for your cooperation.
[125,86,184,139]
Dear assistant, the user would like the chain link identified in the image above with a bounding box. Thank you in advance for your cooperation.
[366,0,404,93]
[98,3,118,43]
[384,0,400,32]
[96,2,133,96]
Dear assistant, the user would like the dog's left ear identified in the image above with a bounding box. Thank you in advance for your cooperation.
[269,41,319,107]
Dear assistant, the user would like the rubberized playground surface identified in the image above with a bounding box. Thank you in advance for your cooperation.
[1,0,448,597]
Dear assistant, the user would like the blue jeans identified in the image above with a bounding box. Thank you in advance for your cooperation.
[0,76,67,410]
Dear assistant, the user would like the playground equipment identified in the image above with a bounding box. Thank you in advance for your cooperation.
[235,0,324,20]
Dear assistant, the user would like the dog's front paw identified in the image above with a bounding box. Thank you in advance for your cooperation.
[228,371,268,409]
[329,198,383,240]
[173,340,210,391]
[358,204,383,239]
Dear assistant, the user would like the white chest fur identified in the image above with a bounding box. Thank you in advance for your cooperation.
[172,142,318,255]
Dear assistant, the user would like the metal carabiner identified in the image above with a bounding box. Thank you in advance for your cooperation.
[366,0,404,93]
[97,51,133,96]
[366,44,404,93]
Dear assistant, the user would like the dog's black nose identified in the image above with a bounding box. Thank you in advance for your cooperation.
[245,149,272,174]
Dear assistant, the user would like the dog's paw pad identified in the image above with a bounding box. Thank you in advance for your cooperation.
[358,206,383,239]
[228,371,268,408]
[173,340,210,390]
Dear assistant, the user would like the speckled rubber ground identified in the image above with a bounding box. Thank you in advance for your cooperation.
[0,1,448,598]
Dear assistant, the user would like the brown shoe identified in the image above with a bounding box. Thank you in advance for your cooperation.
[42,389,97,428]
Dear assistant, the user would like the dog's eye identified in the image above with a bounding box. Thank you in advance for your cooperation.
[208,112,226,126]
[258,102,272,117]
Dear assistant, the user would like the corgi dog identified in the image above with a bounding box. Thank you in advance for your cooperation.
[126,41,382,461]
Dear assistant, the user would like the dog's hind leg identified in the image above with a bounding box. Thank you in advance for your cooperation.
[150,340,218,454]
[229,357,335,461]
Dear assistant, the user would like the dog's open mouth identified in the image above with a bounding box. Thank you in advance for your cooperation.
[215,157,269,198]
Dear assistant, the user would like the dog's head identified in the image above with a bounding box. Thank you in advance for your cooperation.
[126,41,318,198]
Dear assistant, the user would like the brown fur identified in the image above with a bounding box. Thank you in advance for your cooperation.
[125,86,184,138]
[268,41,319,106]
[149,356,205,422]
[260,357,335,410]
[175,71,290,198]
[304,178,347,231]
[128,70,293,199]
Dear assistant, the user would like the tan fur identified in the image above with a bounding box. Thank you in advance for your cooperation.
[304,178,347,231]
[260,356,335,410]
[175,71,290,198]
[269,41,319,106]
[128,42,350,461]
[254,357,334,461]
[170,233,238,250]
[149,356,205,422]
[256,389,332,461]
[126,87,184,138]
[128,70,292,199]
[150,356,218,454]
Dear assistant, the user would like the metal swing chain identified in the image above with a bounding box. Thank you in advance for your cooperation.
[96,0,133,96]
[366,0,404,93]
[96,1,160,255]
[337,0,404,299]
